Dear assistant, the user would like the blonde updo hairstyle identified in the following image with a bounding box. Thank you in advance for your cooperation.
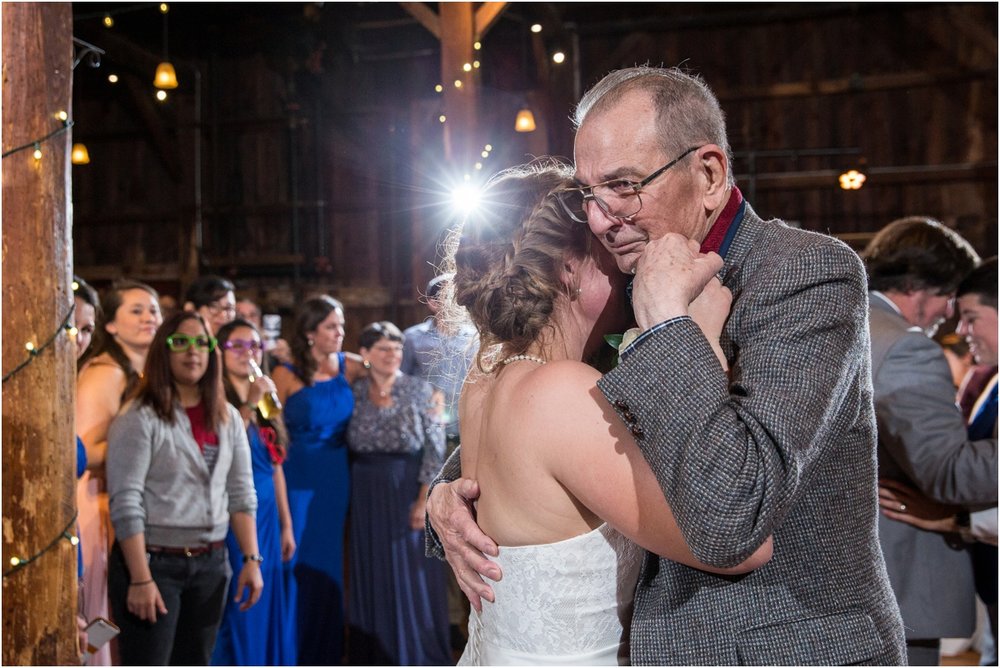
[442,159,591,373]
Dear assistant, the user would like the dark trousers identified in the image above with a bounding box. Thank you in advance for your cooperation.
[906,638,941,666]
[109,541,231,666]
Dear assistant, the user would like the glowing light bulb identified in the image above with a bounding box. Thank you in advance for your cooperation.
[434,84,443,93]
[439,115,446,123]
[463,63,472,72]
[552,51,566,64]
[25,342,36,352]
[454,79,463,88]
[10,557,20,567]
[56,110,68,122]
[838,169,867,190]
[69,535,80,546]
[531,24,542,33]
[473,60,480,69]
[160,3,169,13]
[108,74,119,83]
[484,144,493,152]
[481,151,489,158]
[473,41,482,50]
[32,145,42,160]
[103,14,113,28]
[475,162,483,170]
[156,90,168,102]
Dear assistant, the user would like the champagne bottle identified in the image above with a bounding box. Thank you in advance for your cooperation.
[248,358,282,419]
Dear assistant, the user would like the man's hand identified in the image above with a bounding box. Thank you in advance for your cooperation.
[426,478,501,612]
[688,277,732,368]
[632,233,724,329]
[879,478,961,533]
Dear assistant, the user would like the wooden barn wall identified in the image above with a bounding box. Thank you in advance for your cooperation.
[552,3,997,253]
[71,3,996,350]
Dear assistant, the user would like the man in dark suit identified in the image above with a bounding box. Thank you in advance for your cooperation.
[427,66,906,664]
[878,256,999,665]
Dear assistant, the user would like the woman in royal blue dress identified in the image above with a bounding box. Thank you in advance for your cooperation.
[346,321,451,665]
[272,296,364,665]
[211,319,297,666]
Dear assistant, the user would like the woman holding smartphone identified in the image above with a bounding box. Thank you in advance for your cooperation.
[107,311,262,665]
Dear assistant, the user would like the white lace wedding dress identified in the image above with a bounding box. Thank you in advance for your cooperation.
[458,523,642,665]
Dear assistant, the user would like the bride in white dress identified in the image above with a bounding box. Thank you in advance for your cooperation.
[439,160,773,665]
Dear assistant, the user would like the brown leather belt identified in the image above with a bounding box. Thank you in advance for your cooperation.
[146,540,225,557]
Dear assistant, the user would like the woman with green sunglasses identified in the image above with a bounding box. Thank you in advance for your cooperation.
[106,311,262,665]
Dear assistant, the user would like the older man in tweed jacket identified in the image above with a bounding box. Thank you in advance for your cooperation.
[428,66,906,665]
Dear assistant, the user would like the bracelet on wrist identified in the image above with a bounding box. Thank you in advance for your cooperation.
[128,579,154,587]
[242,553,264,564]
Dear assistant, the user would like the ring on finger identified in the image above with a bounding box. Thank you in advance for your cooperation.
[899,503,907,513]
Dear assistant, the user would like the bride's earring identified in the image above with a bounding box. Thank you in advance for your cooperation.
[363,359,371,370]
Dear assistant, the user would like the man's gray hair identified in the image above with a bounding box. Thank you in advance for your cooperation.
[574,66,734,186]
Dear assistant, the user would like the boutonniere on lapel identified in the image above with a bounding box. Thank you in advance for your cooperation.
[604,327,642,367]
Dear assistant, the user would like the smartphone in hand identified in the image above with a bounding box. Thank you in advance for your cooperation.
[84,617,120,655]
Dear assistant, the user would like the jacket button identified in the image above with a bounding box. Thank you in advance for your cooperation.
[613,399,629,411]
[630,425,644,439]
[622,410,636,423]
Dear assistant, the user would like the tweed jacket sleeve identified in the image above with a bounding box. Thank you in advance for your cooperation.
[424,445,462,558]
[599,228,872,568]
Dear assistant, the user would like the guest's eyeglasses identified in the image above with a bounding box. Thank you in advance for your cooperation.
[206,301,237,318]
[166,334,217,353]
[552,145,703,223]
[222,338,262,353]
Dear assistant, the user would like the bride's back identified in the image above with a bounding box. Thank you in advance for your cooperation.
[460,359,605,548]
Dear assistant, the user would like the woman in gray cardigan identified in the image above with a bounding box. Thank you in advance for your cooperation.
[107,311,262,665]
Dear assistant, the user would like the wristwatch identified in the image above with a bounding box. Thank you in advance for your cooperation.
[243,553,264,564]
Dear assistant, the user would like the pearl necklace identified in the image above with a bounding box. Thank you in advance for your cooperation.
[500,354,546,366]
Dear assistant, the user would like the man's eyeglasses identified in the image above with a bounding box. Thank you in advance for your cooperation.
[166,334,217,353]
[553,145,703,224]
[222,338,262,353]
[206,302,237,317]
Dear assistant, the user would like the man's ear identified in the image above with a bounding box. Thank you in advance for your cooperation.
[697,144,729,211]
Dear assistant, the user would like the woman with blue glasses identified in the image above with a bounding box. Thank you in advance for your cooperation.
[107,311,262,665]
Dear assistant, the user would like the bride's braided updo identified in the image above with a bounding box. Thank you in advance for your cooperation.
[441,159,591,372]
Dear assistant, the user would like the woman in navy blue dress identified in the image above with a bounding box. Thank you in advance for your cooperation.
[272,296,365,665]
[346,321,451,665]
[211,319,296,665]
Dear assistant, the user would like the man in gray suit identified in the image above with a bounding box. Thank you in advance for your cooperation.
[861,220,997,665]
[428,66,906,664]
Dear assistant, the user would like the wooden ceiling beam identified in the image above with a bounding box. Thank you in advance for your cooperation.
[475,2,507,37]
[737,162,997,190]
[399,2,440,39]
[719,67,996,101]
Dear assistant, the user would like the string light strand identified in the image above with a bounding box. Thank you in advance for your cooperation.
[3,506,79,578]
[2,303,76,384]
[2,120,74,160]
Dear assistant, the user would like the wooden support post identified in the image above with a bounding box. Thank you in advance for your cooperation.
[439,2,477,168]
[2,2,78,664]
